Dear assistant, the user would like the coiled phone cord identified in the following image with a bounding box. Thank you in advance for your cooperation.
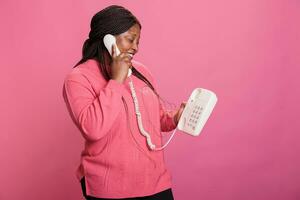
[128,76,177,151]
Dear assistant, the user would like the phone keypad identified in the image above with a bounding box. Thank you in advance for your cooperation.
[186,105,204,131]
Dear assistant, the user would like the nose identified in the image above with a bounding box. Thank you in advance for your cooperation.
[132,42,139,53]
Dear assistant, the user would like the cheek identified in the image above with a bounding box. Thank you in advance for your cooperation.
[117,38,130,52]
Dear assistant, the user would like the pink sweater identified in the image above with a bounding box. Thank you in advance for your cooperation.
[62,59,177,198]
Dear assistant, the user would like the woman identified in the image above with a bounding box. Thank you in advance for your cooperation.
[62,5,185,200]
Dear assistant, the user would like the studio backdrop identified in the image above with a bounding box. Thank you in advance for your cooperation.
[0,0,299,200]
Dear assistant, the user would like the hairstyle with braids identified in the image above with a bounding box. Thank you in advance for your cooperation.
[73,5,159,97]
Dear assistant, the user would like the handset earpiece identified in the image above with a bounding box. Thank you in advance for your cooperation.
[103,34,121,56]
[103,34,132,77]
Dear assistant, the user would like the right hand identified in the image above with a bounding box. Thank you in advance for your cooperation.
[110,44,132,83]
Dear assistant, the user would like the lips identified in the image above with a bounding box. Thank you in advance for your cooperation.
[128,53,134,56]
[128,53,134,59]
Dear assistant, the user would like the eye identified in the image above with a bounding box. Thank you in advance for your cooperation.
[128,38,134,43]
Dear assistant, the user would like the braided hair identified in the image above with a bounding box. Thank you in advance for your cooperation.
[73,5,158,96]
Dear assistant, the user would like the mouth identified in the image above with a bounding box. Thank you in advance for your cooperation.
[127,52,134,58]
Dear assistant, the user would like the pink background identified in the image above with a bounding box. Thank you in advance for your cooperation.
[1,0,299,199]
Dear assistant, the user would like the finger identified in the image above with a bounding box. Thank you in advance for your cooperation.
[179,107,185,113]
[122,57,132,64]
[111,44,116,58]
[126,61,133,68]
[176,109,184,123]
[121,55,131,60]
[119,52,132,60]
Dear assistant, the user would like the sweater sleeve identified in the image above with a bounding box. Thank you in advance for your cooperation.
[62,72,126,142]
[158,98,177,132]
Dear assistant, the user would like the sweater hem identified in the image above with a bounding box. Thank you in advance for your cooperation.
[86,183,172,199]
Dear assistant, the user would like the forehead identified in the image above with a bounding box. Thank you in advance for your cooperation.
[122,24,141,36]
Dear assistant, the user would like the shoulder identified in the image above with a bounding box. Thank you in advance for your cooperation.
[64,59,102,83]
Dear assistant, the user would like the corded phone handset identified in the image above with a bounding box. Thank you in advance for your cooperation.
[103,34,132,77]
[103,34,218,151]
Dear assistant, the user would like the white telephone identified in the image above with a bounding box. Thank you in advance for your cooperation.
[177,88,217,136]
[103,34,218,151]
[103,34,132,77]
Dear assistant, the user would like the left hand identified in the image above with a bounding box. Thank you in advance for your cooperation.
[173,101,187,125]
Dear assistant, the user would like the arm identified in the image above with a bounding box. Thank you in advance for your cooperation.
[133,61,178,132]
[62,72,126,142]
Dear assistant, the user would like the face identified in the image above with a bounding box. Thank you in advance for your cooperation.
[115,23,141,58]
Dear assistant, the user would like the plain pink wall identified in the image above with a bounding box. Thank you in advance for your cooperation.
[0,0,299,199]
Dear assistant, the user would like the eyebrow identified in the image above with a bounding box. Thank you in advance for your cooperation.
[127,33,140,40]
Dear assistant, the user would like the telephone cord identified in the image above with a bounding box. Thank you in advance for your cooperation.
[128,76,177,151]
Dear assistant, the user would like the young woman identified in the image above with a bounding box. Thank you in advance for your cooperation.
[62,5,185,200]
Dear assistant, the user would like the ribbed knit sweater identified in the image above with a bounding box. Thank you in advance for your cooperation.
[62,59,177,198]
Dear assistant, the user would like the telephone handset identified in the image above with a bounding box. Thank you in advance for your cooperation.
[177,88,217,136]
[103,34,132,77]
